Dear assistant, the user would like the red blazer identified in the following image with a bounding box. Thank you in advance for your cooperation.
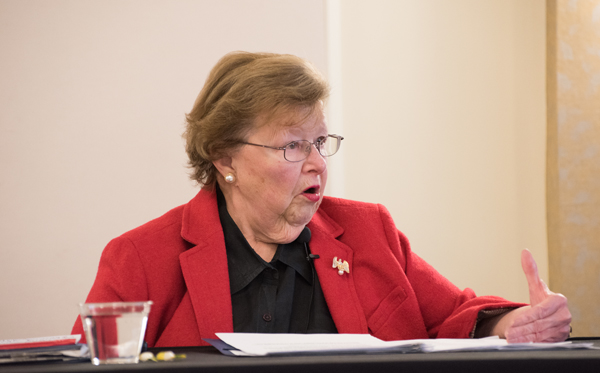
[72,189,522,347]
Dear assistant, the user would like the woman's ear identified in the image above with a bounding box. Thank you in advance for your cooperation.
[213,156,234,178]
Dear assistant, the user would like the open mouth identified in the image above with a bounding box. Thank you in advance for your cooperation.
[304,187,318,194]
[302,185,321,202]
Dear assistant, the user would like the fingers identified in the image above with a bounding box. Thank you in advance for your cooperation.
[502,250,572,343]
[505,294,572,343]
[506,323,571,343]
[511,293,568,327]
[521,249,550,306]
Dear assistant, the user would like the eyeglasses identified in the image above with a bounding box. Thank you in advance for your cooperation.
[241,134,344,162]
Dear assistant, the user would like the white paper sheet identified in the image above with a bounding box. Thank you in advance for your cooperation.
[215,333,595,356]
[217,333,389,356]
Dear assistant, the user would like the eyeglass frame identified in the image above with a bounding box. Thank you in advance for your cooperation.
[240,134,344,162]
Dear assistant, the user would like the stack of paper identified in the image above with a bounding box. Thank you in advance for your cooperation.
[206,333,597,357]
[0,335,88,364]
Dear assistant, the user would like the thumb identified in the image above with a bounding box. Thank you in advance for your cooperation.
[521,248,549,306]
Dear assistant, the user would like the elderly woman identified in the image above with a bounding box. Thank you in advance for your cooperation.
[73,51,571,347]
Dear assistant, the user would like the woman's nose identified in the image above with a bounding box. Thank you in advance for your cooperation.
[303,143,327,173]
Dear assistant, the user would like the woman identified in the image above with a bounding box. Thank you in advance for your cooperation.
[73,51,571,347]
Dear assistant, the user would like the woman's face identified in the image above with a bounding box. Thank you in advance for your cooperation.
[224,105,328,245]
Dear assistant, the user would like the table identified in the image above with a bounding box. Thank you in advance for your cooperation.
[4,338,600,373]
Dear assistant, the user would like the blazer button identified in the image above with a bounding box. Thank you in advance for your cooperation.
[262,313,272,322]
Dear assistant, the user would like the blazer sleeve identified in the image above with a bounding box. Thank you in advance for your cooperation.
[377,204,525,338]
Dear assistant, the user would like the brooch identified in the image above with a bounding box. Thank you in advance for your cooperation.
[332,257,349,276]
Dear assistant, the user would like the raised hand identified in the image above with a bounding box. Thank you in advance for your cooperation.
[502,249,572,343]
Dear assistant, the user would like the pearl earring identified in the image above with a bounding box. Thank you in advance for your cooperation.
[224,173,235,183]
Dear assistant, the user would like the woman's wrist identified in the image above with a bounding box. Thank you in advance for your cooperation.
[474,308,520,338]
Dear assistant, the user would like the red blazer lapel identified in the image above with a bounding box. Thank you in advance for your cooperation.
[179,189,234,341]
[308,211,369,334]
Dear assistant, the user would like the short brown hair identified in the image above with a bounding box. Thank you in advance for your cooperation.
[183,51,330,189]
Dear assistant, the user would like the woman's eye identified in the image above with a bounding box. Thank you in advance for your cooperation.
[287,141,299,150]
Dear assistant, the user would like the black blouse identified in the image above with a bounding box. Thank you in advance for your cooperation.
[217,188,337,333]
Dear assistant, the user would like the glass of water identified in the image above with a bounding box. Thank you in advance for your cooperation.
[79,301,152,365]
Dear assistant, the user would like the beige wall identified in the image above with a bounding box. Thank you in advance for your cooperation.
[338,0,547,302]
[0,0,547,339]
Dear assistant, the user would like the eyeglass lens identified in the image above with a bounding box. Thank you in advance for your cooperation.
[284,136,341,162]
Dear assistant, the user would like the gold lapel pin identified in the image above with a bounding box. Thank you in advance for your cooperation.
[332,257,349,275]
